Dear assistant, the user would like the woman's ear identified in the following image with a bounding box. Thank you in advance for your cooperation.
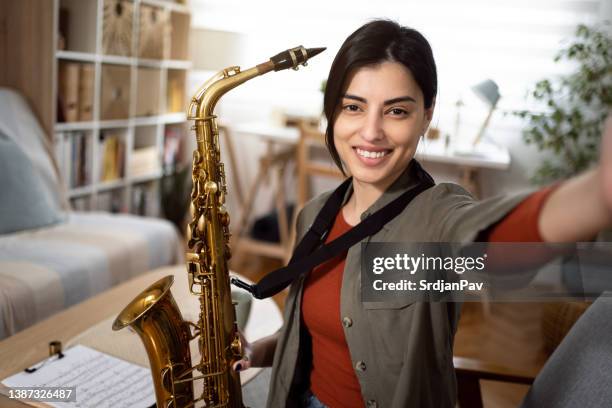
[422,98,436,134]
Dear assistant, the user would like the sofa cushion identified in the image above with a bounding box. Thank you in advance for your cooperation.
[0,88,68,213]
[0,212,182,339]
[0,131,64,234]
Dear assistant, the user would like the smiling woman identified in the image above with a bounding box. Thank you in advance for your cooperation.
[231,19,612,408]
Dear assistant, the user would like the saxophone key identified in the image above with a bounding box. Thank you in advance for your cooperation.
[219,206,230,226]
[197,214,206,233]
[205,181,218,194]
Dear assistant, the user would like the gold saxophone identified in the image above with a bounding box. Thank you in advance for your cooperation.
[112,46,325,408]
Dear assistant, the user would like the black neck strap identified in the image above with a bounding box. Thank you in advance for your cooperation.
[232,160,435,299]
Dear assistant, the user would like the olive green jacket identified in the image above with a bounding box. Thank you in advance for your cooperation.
[267,165,532,408]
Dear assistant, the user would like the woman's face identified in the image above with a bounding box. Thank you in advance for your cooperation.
[333,61,433,191]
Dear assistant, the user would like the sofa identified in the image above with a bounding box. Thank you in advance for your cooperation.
[0,88,183,340]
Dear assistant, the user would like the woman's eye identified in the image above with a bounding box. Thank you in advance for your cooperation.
[343,104,361,112]
[388,107,409,116]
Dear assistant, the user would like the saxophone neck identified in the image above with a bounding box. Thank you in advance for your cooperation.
[187,46,326,121]
[188,66,263,122]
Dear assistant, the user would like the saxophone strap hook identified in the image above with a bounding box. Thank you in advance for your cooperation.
[230,278,258,298]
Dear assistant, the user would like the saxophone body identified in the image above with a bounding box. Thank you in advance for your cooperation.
[113,46,324,408]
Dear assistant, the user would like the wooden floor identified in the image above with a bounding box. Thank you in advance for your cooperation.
[232,254,553,408]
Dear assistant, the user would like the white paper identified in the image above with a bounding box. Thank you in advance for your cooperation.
[1,344,155,408]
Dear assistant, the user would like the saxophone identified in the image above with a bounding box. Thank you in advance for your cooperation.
[112,46,325,408]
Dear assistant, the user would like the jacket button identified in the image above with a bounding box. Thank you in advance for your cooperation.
[367,400,378,408]
[355,361,366,372]
[342,316,353,328]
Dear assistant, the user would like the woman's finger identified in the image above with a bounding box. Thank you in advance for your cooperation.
[232,356,251,372]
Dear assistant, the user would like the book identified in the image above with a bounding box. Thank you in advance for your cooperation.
[129,146,160,178]
[100,133,124,182]
[132,183,160,216]
[166,73,184,113]
[58,62,80,123]
[163,127,182,173]
[78,64,94,122]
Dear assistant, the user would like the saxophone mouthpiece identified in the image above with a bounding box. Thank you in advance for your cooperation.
[270,46,326,71]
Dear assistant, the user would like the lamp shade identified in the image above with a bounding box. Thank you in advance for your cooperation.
[471,79,500,107]
[190,29,246,71]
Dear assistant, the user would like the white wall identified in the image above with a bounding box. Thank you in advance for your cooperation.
[187,0,611,219]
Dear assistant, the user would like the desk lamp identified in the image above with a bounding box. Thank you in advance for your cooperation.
[471,79,501,146]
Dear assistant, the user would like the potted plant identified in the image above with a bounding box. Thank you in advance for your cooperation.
[515,23,611,184]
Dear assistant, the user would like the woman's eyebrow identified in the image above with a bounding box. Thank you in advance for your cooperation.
[342,94,367,103]
[342,94,416,105]
[384,96,417,105]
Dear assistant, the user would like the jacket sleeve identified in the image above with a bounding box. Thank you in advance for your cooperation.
[431,183,535,243]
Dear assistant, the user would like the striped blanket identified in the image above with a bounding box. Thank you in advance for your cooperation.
[0,212,183,340]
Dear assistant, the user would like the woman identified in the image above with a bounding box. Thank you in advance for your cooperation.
[235,20,612,408]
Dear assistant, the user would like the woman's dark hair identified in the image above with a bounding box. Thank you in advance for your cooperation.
[324,19,437,173]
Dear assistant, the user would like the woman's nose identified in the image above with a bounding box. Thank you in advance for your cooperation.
[359,112,384,142]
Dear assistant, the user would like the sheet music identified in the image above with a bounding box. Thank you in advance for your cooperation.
[1,345,155,408]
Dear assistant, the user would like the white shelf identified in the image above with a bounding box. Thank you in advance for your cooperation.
[141,0,191,14]
[56,50,97,63]
[55,121,96,131]
[162,112,188,123]
[55,52,192,70]
[137,58,192,70]
[51,0,192,215]
[133,116,162,127]
[97,179,127,192]
[98,119,130,129]
[164,59,192,70]
[68,185,94,198]
[130,170,164,184]
[57,115,188,131]
[100,55,134,66]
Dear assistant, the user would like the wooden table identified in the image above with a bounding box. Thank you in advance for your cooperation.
[0,266,282,407]
[416,138,511,198]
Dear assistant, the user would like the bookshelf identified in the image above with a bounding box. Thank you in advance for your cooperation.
[0,0,192,216]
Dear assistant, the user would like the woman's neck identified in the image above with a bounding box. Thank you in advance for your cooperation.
[341,179,386,226]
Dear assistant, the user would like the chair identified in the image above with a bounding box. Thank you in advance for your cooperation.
[288,121,344,262]
[295,121,344,210]
[455,293,612,407]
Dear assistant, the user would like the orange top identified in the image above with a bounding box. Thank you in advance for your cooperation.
[301,186,557,407]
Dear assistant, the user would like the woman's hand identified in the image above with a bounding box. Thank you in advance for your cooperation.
[232,330,253,372]
[232,331,278,371]
[231,332,280,371]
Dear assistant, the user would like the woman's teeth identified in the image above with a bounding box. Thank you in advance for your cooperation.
[355,148,390,159]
